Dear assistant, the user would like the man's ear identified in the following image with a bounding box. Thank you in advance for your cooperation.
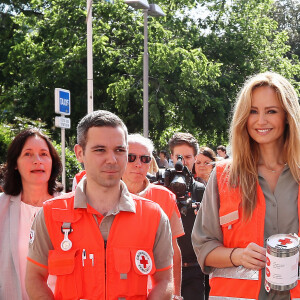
[171,154,174,160]
[74,144,84,163]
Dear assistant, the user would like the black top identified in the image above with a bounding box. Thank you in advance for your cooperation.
[178,180,205,263]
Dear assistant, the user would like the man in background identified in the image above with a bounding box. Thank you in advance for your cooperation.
[169,132,206,300]
[122,133,184,300]
[217,145,229,159]
[157,150,169,168]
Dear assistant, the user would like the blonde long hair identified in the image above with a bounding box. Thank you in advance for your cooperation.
[228,72,300,219]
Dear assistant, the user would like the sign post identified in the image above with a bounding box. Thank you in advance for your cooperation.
[55,88,71,192]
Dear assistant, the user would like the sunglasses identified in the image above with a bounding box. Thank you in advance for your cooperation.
[128,154,151,164]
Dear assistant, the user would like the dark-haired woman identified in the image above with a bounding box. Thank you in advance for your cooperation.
[193,147,216,186]
[0,128,62,299]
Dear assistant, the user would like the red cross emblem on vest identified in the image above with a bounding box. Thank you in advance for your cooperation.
[278,238,292,246]
[135,250,153,275]
[140,256,149,268]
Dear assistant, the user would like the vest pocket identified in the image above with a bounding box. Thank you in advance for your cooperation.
[130,248,156,295]
[48,249,82,299]
[111,248,156,297]
[112,248,133,296]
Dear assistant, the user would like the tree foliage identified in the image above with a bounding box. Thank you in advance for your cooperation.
[0,0,299,150]
[197,0,300,117]
[271,0,300,58]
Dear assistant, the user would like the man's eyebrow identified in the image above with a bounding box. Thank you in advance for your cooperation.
[90,145,127,150]
[90,145,105,150]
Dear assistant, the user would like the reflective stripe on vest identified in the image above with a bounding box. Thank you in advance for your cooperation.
[209,297,256,300]
[219,210,239,226]
[210,266,259,281]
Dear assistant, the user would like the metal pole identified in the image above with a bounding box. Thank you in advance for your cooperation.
[143,10,149,138]
[87,0,93,113]
[61,125,66,192]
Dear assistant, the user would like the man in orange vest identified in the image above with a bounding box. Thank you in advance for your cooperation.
[25,110,174,299]
[122,133,185,300]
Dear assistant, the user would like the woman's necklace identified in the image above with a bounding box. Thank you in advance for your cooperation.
[259,163,286,173]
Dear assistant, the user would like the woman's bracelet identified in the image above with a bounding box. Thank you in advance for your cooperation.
[229,247,239,267]
[172,296,184,300]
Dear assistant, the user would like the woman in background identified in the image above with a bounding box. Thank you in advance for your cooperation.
[0,128,62,299]
[193,146,216,186]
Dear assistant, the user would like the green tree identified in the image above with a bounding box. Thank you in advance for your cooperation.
[1,0,299,150]
[1,0,221,147]
[53,141,83,191]
[196,0,300,137]
[271,0,300,58]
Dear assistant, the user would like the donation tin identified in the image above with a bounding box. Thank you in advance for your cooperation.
[265,234,299,292]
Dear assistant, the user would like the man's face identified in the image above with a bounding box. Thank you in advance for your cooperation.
[159,152,165,160]
[217,149,226,158]
[122,142,151,188]
[171,144,196,171]
[74,126,128,189]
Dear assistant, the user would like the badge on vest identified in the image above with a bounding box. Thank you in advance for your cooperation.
[135,250,153,275]
[29,229,35,244]
[61,222,73,251]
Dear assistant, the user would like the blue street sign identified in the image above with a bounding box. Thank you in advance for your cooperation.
[55,88,71,115]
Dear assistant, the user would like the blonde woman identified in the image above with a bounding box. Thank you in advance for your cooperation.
[192,72,300,299]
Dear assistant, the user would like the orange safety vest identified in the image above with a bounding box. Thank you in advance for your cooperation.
[43,192,161,300]
[75,170,86,185]
[210,161,300,300]
[142,183,181,221]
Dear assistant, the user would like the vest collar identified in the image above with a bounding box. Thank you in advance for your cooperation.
[135,178,150,198]
[73,177,136,214]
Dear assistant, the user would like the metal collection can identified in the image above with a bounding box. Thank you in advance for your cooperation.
[265,234,299,292]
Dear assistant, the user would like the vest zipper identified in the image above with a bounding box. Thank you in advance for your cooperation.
[104,240,107,300]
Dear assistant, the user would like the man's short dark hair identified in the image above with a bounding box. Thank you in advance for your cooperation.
[168,132,199,156]
[77,110,128,151]
[217,145,227,153]
[159,150,167,157]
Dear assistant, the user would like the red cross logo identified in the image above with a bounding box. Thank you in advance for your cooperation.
[278,238,292,245]
[140,256,148,268]
[135,250,152,274]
